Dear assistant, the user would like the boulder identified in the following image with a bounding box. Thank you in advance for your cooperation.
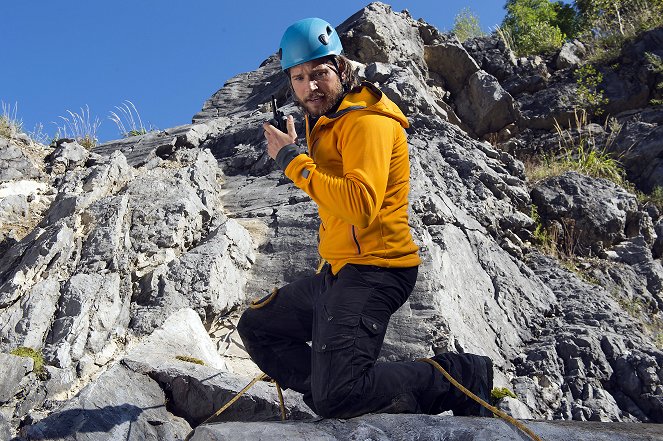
[531,172,639,254]
[556,41,585,70]
[48,140,90,173]
[456,70,518,136]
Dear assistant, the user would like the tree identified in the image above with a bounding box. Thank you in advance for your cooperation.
[502,0,568,55]
[452,7,484,42]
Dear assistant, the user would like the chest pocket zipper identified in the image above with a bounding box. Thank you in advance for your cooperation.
[352,226,361,254]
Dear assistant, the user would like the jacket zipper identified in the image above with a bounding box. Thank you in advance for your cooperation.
[352,226,361,254]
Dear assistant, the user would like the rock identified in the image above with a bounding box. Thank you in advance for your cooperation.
[44,365,76,398]
[21,363,191,441]
[123,357,314,426]
[497,396,535,420]
[556,41,585,70]
[463,34,517,82]
[0,412,10,441]
[0,138,41,182]
[425,38,480,97]
[456,70,518,136]
[2,2,663,438]
[338,2,426,73]
[0,353,34,402]
[188,413,663,440]
[44,272,125,368]
[48,140,90,173]
[131,219,254,334]
[127,308,228,370]
[517,80,577,130]
[531,172,639,255]
[609,109,663,192]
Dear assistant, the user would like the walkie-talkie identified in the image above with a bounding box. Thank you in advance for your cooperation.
[269,95,288,132]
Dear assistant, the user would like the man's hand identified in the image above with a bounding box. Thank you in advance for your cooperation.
[263,115,297,160]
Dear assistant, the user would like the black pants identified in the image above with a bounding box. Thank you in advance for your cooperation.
[238,264,459,418]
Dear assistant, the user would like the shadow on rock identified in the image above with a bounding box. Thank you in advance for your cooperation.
[19,404,163,440]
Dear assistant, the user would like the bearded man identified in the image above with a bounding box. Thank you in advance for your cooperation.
[238,17,493,418]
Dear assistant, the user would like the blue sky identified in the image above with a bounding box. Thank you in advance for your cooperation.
[2,1,509,144]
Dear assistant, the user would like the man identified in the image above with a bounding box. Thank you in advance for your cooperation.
[238,17,492,419]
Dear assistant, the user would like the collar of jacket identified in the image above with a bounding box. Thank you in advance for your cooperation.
[305,81,409,138]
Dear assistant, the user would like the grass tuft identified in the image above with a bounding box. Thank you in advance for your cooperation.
[53,105,101,149]
[1,101,23,139]
[108,100,154,138]
[175,355,206,365]
[491,387,517,401]
[10,346,47,379]
[525,109,625,186]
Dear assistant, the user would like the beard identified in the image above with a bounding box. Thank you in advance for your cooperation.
[299,82,345,118]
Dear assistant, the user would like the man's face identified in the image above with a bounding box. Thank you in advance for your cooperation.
[289,59,344,118]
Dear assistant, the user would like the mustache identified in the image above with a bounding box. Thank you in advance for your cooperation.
[306,93,325,101]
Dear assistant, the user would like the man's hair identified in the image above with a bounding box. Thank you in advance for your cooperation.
[285,54,362,102]
[332,55,361,92]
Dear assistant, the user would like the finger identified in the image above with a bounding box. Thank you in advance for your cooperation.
[286,115,296,138]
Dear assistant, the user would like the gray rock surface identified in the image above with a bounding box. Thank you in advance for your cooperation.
[0,353,33,403]
[556,40,585,69]
[21,363,191,441]
[189,414,663,441]
[531,172,641,254]
[48,140,90,174]
[0,138,41,182]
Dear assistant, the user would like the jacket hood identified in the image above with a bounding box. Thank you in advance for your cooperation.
[315,82,410,129]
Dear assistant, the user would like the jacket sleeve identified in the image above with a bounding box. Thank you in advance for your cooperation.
[284,113,393,228]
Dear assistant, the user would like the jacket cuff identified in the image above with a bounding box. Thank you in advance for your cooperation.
[275,144,301,171]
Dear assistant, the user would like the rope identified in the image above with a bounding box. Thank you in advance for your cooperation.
[249,288,279,309]
[275,381,286,421]
[193,373,286,425]
[188,360,542,441]
[419,358,543,441]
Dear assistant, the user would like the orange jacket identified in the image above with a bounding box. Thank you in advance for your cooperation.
[284,82,421,274]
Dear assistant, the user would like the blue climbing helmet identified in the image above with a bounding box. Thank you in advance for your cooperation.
[279,18,343,71]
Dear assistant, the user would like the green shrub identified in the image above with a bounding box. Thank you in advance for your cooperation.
[531,204,560,255]
[645,52,663,105]
[579,0,663,62]
[502,0,568,56]
[452,7,484,42]
[574,64,609,115]
[637,185,663,212]
[554,109,625,184]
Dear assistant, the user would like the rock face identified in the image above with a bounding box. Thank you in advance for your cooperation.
[188,414,663,441]
[2,2,663,440]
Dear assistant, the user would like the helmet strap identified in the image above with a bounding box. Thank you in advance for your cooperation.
[328,57,347,92]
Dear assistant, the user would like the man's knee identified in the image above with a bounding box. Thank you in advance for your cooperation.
[312,396,351,419]
[237,307,256,343]
[310,379,357,418]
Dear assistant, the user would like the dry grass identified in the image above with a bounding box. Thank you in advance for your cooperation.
[1,102,22,139]
[53,105,101,149]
